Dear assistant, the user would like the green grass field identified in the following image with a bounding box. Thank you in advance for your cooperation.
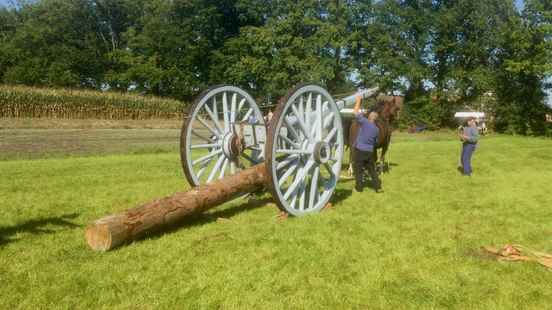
[1,130,551,309]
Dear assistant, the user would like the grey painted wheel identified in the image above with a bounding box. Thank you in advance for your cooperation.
[266,84,344,216]
[180,85,266,186]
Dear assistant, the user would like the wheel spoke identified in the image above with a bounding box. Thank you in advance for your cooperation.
[191,129,214,143]
[207,155,226,182]
[283,160,314,201]
[308,166,320,210]
[192,149,222,166]
[289,193,298,210]
[305,93,313,135]
[299,96,308,133]
[231,93,237,124]
[197,166,207,179]
[204,102,223,134]
[276,155,299,171]
[213,95,218,128]
[219,158,228,179]
[291,103,310,139]
[278,133,300,149]
[223,92,231,132]
[323,101,329,113]
[298,182,306,211]
[316,94,323,140]
[276,148,310,155]
[197,115,219,137]
[283,166,303,200]
[237,98,246,119]
[323,162,336,180]
[324,111,335,129]
[324,127,338,143]
[191,143,219,149]
[241,108,254,123]
[309,115,319,140]
[283,116,300,141]
[278,163,298,187]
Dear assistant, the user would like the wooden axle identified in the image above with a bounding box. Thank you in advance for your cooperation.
[85,164,268,251]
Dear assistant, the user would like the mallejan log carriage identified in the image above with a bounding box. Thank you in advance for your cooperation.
[86,84,379,251]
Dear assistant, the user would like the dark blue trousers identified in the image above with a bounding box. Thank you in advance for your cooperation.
[353,148,381,191]
[461,143,476,176]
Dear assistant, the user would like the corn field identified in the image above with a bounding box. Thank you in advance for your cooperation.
[0,85,185,119]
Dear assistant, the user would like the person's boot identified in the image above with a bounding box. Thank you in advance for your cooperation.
[457,166,464,174]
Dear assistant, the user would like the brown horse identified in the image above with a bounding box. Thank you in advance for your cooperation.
[345,95,403,175]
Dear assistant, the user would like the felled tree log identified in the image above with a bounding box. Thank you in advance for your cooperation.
[86,164,268,251]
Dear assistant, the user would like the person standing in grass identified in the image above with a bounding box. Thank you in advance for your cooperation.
[458,117,480,176]
[352,93,382,193]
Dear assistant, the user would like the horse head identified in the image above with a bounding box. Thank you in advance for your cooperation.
[374,95,403,123]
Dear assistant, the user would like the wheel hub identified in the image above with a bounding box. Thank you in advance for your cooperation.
[222,133,243,160]
[313,141,330,164]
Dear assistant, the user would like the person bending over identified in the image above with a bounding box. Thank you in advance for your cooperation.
[353,93,382,193]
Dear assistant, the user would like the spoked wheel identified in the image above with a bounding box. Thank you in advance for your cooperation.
[266,84,344,216]
[180,85,266,187]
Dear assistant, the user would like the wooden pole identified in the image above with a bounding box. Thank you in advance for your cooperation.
[86,164,268,251]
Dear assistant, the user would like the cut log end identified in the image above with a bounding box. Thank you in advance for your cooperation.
[85,223,112,252]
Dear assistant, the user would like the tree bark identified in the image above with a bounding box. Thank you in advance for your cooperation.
[86,164,268,251]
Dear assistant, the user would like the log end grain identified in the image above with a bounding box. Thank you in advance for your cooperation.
[85,223,112,252]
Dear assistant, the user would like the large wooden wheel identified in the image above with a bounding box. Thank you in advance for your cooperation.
[265,84,344,216]
[180,85,266,187]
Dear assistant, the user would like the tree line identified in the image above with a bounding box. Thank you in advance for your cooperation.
[0,0,550,134]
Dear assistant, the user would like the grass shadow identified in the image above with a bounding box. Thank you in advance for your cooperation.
[378,162,399,174]
[0,213,81,246]
[130,196,273,247]
[330,188,353,205]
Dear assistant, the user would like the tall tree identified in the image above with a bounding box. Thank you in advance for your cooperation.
[211,0,362,101]
[354,0,519,128]
[106,0,265,99]
[2,0,107,87]
[0,6,20,81]
[494,0,552,135]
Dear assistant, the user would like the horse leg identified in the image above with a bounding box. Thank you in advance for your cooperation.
[348,148,354,177]
[373,149,381,175]
[380,146,388,173]
[380,134,391,173]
